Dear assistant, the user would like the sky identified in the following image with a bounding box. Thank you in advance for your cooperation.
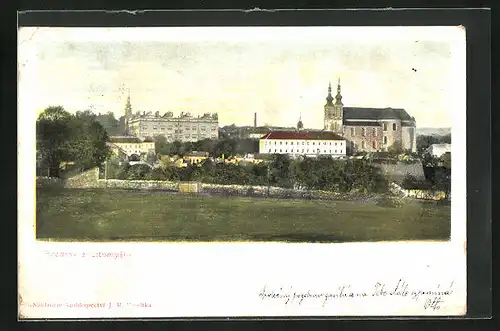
[18,27,465,128]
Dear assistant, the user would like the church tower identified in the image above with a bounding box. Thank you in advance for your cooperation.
[124,90,132,135]
[333,78,344,134]
[323,82,335,131]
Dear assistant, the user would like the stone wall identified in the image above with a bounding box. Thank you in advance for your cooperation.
[36,176,64,187]
[64,167,101,188]
[101,179,178,191]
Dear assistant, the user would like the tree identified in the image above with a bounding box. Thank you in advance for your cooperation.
[95,112,120,136]
[128,164,151,180]
[416,134,451,154]
[441,152,451,169]
[36,106,111,177]
[154,135,170,155]
[422,152,439,167]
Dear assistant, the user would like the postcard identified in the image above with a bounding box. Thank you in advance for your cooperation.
[18,25,466,318]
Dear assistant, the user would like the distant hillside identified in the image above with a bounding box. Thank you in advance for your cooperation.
[416,127,451,136]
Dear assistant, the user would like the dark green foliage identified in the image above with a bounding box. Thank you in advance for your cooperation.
[37,106,111,177]
[416,134,451,154]
[95,112,121,136]
[154,137,259,158]
[127,164,152,180]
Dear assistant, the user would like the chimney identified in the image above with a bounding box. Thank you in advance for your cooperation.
[254,113,257,127]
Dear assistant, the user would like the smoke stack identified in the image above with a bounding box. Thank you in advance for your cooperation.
[254,113,257,127]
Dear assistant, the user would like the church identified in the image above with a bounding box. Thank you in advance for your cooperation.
[323,80,417,154]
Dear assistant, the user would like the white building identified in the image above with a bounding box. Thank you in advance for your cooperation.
[426,143,451,158]
[259,131,346,158]
[108,136,155,157]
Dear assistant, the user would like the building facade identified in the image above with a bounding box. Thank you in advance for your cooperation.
[259,131,346,158]
[324,80,417,153]
[108,136,155,157]
[127,110,219,142]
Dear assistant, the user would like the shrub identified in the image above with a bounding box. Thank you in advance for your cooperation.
[376,193,409,208]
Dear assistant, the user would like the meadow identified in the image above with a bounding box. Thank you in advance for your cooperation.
[35,188,451,242]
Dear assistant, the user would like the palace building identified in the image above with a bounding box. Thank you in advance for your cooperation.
[124,94,219,142]
[323,80,417,153]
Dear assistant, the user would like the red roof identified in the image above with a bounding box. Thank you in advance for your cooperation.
[260,131,344,140]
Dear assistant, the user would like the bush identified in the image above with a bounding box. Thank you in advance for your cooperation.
[376,193,409,208]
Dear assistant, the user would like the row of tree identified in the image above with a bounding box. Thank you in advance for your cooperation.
[153,135,259,158]
[37,106,111,177]
[103,154,390,193]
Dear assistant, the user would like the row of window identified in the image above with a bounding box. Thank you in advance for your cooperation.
[352,137,388,150]
[267,149,342,154]
[141,126,217,131]
[347,124,398,137]
[265,141,343,146]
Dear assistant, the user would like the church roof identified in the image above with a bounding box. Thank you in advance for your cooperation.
[343,107,414,121]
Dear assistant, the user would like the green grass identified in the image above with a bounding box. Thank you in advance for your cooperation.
[36,188,451,243]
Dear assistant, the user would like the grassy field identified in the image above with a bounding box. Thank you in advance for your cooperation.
[35,188,451,242]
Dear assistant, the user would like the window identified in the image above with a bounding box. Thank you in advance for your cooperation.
[313,142,315,145]
[302,142,305,145]
[285,142,288,145]
[361,141,365,149]
[383,136,388,145]
[329,150,332,153]
[302,149,304,153]
[274,149,277,152]
[383,123,388,131]
[362,128,366,136]
[335,150,337,153]
[161,128,165,131]
[351,127,355,136]
[291,142,294,145]
[274,141,276,145]
[280,141,283,145]
[268,149,271,152]
[393,123,397,131]
[280,149,282,152]
[329,142,332,145]
[291,149,294,153]
[373,141,377,149]
[373,128,377,136]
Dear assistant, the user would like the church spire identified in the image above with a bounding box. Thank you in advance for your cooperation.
[297,113,304,131]
[325,81,334,105]
[124,89,132,135]
[335,78,343,105]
